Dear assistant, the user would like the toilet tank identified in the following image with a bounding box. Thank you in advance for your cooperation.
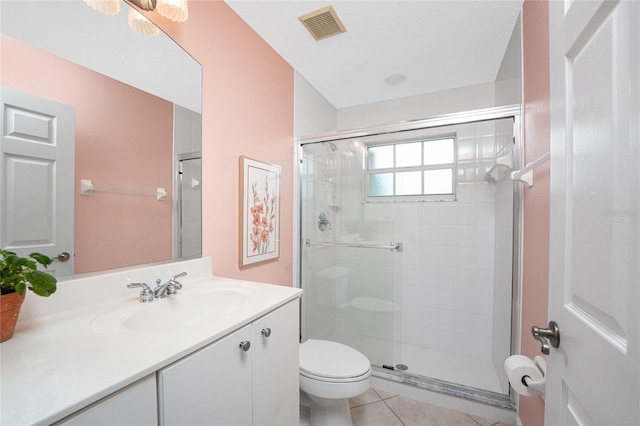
[314,266,350,307]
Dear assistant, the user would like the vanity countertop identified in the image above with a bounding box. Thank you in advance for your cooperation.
[0,275,302,425]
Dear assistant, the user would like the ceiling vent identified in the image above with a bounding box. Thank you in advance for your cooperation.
[298,5,346,41]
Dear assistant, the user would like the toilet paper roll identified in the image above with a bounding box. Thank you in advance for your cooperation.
[504,355,544,396]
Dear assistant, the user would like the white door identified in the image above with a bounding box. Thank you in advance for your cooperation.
[547,1,639,424]
[0,87,75,276]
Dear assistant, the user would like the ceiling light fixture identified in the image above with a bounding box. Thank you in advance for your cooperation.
[128,7,160,37]
[156,0,188,23]
[128,0,157,11]
[84,0,188,23]
[384,74,407,86]
[82,0,120,16]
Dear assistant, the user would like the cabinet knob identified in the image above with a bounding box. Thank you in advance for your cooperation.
[239,340,251,352]
[261,328,272,338]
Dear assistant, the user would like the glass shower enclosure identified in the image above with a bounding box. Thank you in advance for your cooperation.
[299,107,519,403]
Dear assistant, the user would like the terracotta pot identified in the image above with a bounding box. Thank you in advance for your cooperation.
[0,292,26,343]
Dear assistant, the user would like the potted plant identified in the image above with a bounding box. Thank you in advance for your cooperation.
[0,249,57,342]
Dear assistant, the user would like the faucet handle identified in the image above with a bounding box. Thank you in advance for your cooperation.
[170,272,187,290]
[127,282,151,291]
[165,279,179,296]
[171,272,187,280]
[128,282,154,303]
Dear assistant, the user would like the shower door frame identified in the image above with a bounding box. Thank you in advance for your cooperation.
[295,104,524,404]
[173,152,202,259]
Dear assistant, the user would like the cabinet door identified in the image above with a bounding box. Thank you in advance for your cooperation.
[57,375,157,426]
[159,325,253,425]
[252,300,300,426]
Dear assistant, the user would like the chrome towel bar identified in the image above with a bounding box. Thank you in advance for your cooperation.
[305,239,402,252]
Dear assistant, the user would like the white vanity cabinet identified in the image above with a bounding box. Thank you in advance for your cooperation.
[57,375,158,426]
[159,300,300,425]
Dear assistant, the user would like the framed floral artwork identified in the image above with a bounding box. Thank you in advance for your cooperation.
[239,156,281,268]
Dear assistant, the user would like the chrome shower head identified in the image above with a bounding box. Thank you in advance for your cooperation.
[485,153,514,183]
[485,164,512,183]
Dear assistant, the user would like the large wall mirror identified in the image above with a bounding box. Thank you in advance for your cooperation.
[0,0,202,278]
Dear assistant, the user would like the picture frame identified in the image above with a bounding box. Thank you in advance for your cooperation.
[239,156,281,268]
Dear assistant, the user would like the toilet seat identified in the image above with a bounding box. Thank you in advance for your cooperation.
[300,339,371,381]
[300,368,371,383]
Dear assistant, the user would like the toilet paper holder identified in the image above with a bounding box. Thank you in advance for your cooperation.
[523,356,547,397]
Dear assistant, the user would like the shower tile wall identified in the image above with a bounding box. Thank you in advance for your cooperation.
[397,183,496,358]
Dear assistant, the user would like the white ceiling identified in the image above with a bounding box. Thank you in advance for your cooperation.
[224,1,523,109]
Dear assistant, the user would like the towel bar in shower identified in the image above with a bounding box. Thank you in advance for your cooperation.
[305,239,402,252]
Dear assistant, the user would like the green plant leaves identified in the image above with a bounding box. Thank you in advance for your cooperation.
[1,249,57,297]
[24,270,57,297]
[29,252,52,268]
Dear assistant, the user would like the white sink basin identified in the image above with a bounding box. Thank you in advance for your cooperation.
[91,284,256,333]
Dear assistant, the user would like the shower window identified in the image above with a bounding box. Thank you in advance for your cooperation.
[366,136,456,200]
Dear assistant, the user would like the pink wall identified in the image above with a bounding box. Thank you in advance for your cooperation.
[521,1,550,424]
[142,1,295,286]
[1,35,174,274]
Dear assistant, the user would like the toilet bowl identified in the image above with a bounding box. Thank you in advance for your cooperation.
[300,339,371,426]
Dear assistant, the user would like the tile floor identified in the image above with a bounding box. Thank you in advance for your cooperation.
[349,388,512,426]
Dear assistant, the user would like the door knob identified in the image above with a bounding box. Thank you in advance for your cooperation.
[52,252,71,262]
[531,321,560,355]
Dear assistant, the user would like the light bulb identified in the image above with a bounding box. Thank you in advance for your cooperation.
[128,7,160,37]
[82,0,120,16]
[156,0,188,23]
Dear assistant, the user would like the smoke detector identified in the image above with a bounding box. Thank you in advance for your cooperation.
[298,5,346,41]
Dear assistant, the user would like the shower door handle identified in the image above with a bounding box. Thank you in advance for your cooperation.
[531,321,560,355]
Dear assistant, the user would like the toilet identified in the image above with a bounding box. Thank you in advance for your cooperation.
[299,339,372,426]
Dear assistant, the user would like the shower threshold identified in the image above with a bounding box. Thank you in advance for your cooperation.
[372,365,516,411]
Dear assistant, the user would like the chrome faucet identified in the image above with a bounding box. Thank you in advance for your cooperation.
[127,282,155,303]
[153,272,187,299]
